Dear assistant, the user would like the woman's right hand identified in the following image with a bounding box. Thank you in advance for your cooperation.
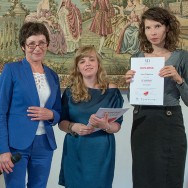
[124,70,136,84]
[72,123,94,136]
[0,152,14,174]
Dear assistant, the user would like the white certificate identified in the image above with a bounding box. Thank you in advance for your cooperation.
[130,57,164,105]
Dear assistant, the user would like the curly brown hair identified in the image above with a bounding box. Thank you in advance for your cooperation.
[68,45,109,103]
[139,7,180,53]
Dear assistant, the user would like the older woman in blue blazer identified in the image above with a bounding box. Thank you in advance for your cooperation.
[0,22,61,188]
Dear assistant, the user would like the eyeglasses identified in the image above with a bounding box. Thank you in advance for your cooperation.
[26,42,48,50]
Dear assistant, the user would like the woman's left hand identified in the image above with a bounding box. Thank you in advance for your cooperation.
[27,106,54,121]
[159,65,183,84]
[89,113,109,130]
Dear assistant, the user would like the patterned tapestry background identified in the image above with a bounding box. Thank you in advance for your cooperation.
[0,0,188,88]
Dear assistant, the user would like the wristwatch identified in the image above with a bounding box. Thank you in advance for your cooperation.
[176,78,185,86]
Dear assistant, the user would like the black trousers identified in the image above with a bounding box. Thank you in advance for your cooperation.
[131,106,187,188]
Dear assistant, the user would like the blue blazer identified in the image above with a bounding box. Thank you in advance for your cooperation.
[0,58,61,153]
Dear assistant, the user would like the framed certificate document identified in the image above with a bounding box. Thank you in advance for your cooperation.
[130,57,165,105]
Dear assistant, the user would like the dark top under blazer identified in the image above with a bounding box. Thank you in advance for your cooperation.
[0,58,61,153]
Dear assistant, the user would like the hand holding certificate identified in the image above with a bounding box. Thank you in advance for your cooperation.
[130,57,164,105]
[88,108,129,132]
[95,108,129,122]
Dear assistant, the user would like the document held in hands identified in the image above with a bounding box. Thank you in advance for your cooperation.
[130,57,164,105]
[95,108,129,122]
[88,108,129,132]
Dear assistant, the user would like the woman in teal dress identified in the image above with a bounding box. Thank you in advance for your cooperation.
[58,45,124,188]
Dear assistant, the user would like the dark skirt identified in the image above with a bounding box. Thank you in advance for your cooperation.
[131,105,187,188]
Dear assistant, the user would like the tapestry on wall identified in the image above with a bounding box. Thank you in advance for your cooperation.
[0,0,188,88]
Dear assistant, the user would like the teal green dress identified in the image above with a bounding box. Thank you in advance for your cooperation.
[59,88,124,188]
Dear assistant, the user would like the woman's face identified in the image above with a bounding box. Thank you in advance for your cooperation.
[144,19,168,47]
[22,34,48,64]
[77,51,99,79]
